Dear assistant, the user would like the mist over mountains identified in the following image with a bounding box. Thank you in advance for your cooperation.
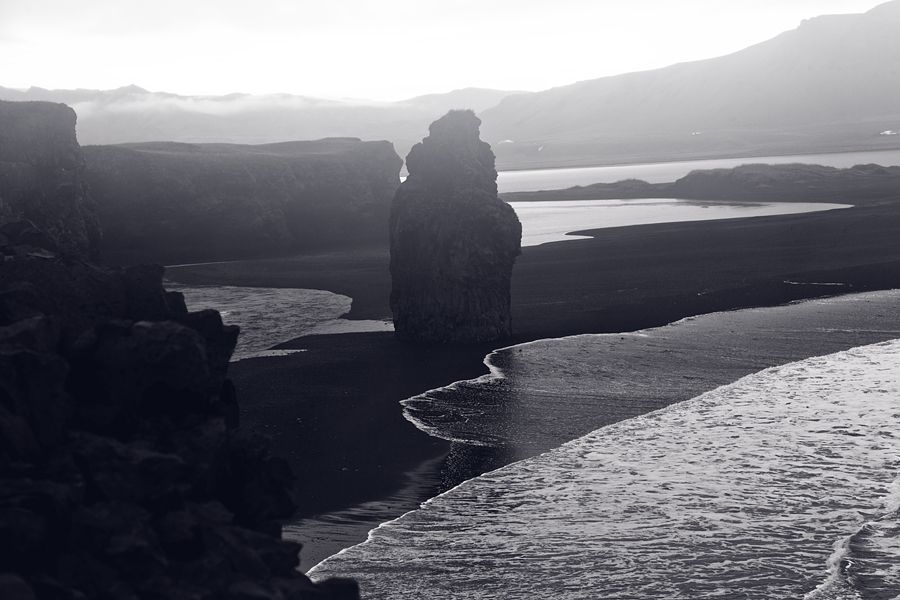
[0,85,515,162]
[3,0,899,169]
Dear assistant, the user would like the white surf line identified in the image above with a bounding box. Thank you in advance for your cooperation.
[401,288,900,444]
[804,476,900,600]
[784,280,849,286]
[164,259,243,269]
[311,337,900,581]
[231,349,308,362]
[322,290,900,572]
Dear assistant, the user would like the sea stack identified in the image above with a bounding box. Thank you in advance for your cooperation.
[389,110,522,343]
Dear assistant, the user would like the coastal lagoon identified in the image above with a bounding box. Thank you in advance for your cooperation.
[165,283,391,360]
[497,148,900,192]
[170,197,852,355]
[510,198,850,246]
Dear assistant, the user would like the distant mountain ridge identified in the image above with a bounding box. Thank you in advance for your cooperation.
[0,85,515,161]
[3,1,900,170]
[480,0,900,168]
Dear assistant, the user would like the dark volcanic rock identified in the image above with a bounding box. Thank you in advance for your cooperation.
[0,101,101,259]
[0,251,358,599]
[390,110,522,343]
[83,139,402,265]
[0,103,358,599]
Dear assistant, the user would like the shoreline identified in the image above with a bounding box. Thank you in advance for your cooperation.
[167,197,900,330]
[493,144,900,174]
[401,288,900,454]
[305,288,900,574]
[165,197,900,570]
[310,334,900,597]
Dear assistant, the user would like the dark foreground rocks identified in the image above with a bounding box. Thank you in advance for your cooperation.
[389,110,522,343]
[0,230,357,599]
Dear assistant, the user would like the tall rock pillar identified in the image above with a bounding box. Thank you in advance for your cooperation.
[389,110,522,343]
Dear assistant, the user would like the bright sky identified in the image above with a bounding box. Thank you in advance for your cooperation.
[0,0,887,101]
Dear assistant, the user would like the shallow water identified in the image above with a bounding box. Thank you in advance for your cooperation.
[509,198,850,246]
[312,339,900,599]
[165,283,392,360]
[290,291,900,581]
[496,148,900,192]
[402,291,900,457]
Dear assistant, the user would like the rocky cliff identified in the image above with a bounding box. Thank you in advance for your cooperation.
[390,110,522,343]
[0,103,357,600]
[83,139,402,265]
[0,101,101,259]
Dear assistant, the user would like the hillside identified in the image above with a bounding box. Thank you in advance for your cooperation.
[480,0,900,169]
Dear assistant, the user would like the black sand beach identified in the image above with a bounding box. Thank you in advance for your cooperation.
[166,196,900,569]
[169,196,900,336]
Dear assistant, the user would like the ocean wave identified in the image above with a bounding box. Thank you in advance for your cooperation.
[400,290,900,456]
[313,339,900,599]
[807,477,900,600]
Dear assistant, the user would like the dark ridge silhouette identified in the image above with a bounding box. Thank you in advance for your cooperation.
[83,138,402,265]
[500,162,900,203]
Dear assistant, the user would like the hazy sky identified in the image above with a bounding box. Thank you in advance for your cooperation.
[0,0,887,101]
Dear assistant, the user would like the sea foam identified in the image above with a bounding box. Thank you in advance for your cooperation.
[313,339,900,599]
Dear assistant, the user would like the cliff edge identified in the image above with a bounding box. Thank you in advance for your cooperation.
[390,110,522,343]
[0,101,101,259]
[0,101,357,600]
[84,139,402,265]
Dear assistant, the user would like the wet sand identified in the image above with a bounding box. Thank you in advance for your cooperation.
[166,195,900,570]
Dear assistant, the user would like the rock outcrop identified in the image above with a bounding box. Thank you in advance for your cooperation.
[0,103,358,600]
[0,234,359,600]
[389,110,522,343]
[83,139,402,265]
[0,101,101,259]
